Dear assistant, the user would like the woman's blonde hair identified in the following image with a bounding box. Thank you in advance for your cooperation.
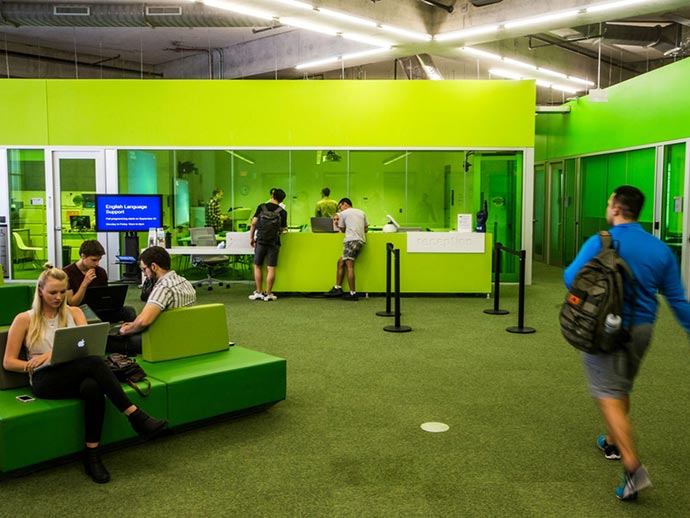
[26,263,70,347]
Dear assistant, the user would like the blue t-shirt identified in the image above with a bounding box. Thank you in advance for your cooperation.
[564,222,690,332]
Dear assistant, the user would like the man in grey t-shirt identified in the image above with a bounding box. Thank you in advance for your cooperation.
[324,198,368,301]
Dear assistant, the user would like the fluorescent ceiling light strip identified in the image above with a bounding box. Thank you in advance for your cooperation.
[586,0,648,14]
[504,9,579,29]
[317,7,378,28]
[383,152,410,166]
[436,0,660,42]
[435,24,500,42]
[379,24,432,42]
[490,68,579,93]
[342,32,394,47]
[201,0,274,20]
[226,150,255,164]
[267,0,313,10]
[296,47,390,70]
[267,0,432,42]
[281,16,339,36]
[462,47,594,87]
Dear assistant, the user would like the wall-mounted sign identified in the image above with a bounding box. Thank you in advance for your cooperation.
[407,232,485,253]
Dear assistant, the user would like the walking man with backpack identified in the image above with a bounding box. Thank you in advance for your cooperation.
[248,188,288,301]
[564,185,690,501]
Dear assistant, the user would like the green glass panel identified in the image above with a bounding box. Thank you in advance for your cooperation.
[533,165,545,259]
[59,158,96,265]
[661,143,685,264]
[562,159,577,265]
[7,149,47,280]
[549,163,563,266]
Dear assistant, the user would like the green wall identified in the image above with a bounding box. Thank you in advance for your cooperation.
[1,79,535,148]
[536,57,690,160]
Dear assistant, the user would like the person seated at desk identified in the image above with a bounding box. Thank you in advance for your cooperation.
[315,187,338,218]
[64,239,136,323]
[107,246,196,355]
[3,265,168,484]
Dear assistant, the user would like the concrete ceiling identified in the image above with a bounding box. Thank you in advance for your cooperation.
[1,0,689,104]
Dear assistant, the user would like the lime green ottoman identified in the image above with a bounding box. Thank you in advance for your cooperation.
[140,347,286,427]
[0,379,167,473]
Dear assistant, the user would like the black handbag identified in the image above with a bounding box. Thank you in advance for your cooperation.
[106,353,151,397]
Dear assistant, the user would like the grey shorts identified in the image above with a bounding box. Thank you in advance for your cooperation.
[254,242,280,267]
[342,240,365,261]
[582,323,653,399]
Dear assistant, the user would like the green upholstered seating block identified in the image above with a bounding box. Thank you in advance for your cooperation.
[140,346,286,427]
[0,377,167,473]
[0,331,30,390]
[141,303,229,362]
[0,285,33,327]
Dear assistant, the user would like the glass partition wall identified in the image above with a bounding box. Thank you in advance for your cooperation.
[3,148,525,282]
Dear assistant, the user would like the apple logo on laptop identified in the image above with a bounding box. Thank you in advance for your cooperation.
[77,339,86,348]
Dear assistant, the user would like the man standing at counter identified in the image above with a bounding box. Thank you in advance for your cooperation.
[315,187,338,218]
[325,198,368,301]
[249,188,288,302]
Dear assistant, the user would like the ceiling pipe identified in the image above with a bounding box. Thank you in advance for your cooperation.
[419,0,454,14]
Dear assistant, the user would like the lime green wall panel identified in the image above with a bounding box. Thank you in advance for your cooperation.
[0,80,49,145]
[1,80,535,148]
[536,57,690,160]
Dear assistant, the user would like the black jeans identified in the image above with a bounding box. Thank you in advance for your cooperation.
[96,305,137,324]
[31,356,133,443]
[106,331,142,355]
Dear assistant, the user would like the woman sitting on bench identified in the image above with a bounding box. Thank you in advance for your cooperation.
[2,264,168,484]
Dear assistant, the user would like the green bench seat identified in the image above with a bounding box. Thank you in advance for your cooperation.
[141,346,287,427]
[0,380,167,473]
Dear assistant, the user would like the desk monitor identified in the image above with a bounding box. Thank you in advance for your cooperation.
[311,217,338,233]
[70,215,91,230]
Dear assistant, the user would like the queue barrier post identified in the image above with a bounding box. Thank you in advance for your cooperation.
[384,248,412,333]
[506,249,536,334]
[483,240,509,315]
[376,242,395,317]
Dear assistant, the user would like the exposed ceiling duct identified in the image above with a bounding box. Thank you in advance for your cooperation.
[0,1,269,28]
[567,21,685,56]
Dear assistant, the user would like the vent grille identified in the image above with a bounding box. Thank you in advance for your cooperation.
[53,5,91,16]
[146,6,183,16]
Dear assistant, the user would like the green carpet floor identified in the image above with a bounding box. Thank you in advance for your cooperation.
[2,262,689,517]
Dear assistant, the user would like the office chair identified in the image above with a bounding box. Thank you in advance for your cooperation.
[12,231,42,269]
[189,227,230,291]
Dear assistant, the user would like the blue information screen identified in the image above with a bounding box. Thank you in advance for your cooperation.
[95,194,163,232]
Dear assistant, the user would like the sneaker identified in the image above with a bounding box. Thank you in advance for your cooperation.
[324,287,343,297]
[615,464,652,501]
[263,293,278,302]
[342,292,359,301]
[248,291,265,300]
[597,434,621,460]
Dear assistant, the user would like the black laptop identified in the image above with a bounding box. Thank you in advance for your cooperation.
[311,217,338,233]
[83,284,129,314]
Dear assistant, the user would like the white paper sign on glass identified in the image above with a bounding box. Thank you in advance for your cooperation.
[456,213,473,233]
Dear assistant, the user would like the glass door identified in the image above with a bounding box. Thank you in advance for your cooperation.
[533,164,545,262]
[51,151,106,268]
[548,161,564,267]
[659,143,685,265]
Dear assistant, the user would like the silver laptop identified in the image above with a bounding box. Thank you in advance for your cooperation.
[36,322,110,370]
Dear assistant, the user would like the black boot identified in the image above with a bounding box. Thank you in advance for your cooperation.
[128,408,168,440]
[83,447,110,484]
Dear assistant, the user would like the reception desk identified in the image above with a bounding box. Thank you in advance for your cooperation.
[273,232,492,294]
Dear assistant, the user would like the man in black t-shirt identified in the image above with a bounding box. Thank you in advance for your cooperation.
[64,239,136,323]
[248,189,288,301]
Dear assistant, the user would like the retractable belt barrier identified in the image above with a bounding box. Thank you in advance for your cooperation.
[484,241,535,334]
[381,243,411,333]
[376,242,395,318]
